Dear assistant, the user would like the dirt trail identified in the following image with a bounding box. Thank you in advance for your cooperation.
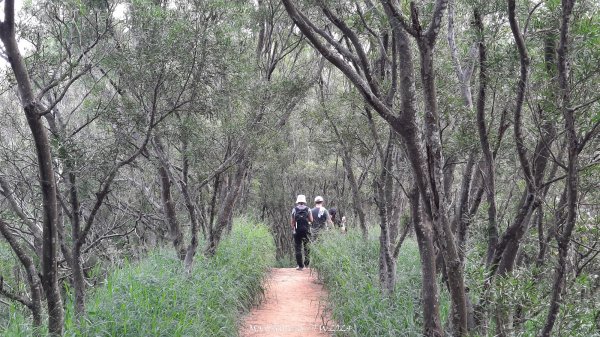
[240,268,333,337]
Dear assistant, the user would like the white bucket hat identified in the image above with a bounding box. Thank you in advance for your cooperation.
[314,196,324,203]
[296,194,307,204]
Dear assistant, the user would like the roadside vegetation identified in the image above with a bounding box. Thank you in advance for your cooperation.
[1,220,274,337]
[312,228,599,337]
[311,229,447,336]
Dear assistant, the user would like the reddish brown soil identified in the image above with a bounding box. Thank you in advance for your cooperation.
[240,268,334,337]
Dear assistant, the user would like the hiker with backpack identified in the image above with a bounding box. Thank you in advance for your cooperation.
[311,196,333,241]
[291,194,313,271]
[329,207,347,233]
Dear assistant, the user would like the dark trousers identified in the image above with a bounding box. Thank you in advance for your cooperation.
[294,229,310,268]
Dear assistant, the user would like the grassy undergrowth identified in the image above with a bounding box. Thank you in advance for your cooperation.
[311,229,449,337]
[314,229,600,337]
[1,219,275,337]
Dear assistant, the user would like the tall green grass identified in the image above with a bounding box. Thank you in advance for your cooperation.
[314,229,600,337]
[1,219,275,337]
[311,229,449,337]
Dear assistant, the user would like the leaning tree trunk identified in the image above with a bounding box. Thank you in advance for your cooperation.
[486,2,533,335]
[0,3,64,334]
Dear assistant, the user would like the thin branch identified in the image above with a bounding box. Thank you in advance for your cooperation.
[77,86,158,247]
[83,226,136,254]
[318,1,380,96]
[0,177,41,239]
[540,161,600,189]
[578,119,600,154]
[297,10,361,68]
[0,276,32,309]
[524,1,544,35]
[356,3,390,65]
[281,0,398,126]
[392,217,411,259]
[39,65,92,116]
[569,95,600,113]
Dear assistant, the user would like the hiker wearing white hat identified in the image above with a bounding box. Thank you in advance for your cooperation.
[290,194,313,270]
[310,196,332,241]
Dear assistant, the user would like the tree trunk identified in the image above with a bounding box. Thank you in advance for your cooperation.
[180,140,201,273]
[411,190,443,337]
[153,136,186,260]
[68,172,86,317]
[473,11,499,267]
[418,34,469,337]
[205,156,248,256]
[158,164,186,260]
[341,148,368,238]
[375,146,396,294]
[541,0,578,335]
[0,5,64,334]
[0,220,43,329]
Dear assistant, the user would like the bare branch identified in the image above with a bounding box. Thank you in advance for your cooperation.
[281,0,398,126]
[524,1,544,35]
[0,176,42,239]
[83,227,136,254]
[39,65,92,116]
[318,1,381,96]
[0,275,32,309]
[424,0,449,43]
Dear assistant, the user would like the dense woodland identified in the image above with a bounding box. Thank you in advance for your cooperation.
[0,0,598,336]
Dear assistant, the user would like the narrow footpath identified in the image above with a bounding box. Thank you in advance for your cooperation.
[240,268,333,337]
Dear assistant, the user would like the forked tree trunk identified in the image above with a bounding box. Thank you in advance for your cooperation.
[417,26,469,337]
[158,164,186,260]
[205,156,248,256]
[180,140,201,273]
[154,137,186,260]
